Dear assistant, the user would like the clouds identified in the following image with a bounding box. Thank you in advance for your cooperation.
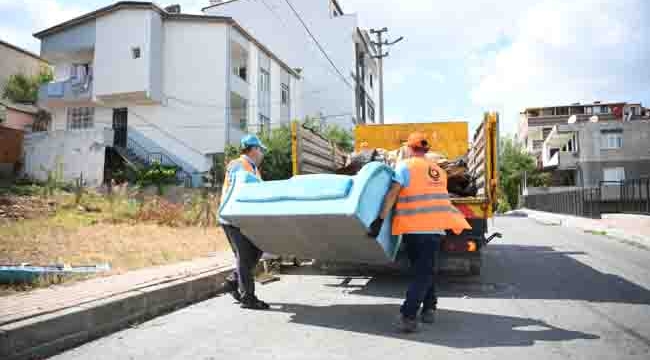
[0,0,88,52]
[0,0,207,53]
[470,0,650,133]
[1,0,646,135]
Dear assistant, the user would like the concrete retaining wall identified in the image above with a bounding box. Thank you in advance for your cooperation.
[22,129,113,187]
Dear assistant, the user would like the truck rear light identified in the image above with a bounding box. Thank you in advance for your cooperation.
[442,240,477,252]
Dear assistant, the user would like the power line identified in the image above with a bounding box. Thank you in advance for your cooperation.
[282,0,354,91]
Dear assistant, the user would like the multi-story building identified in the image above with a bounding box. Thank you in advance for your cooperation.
[518,101,646,157]
[541,120,650,187]
[203,0,379,128]
[518,101,650,187]
[32,1,301,186]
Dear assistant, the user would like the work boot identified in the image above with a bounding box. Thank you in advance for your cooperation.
[420,309,435,324]
[397,315,418,333]
[240,296,270,310]
[224,279,242,303]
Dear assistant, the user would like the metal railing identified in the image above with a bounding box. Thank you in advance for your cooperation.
[525,178,650,218]
[117,137,193,187]
[603,178,650,215]
[524,187,602,218]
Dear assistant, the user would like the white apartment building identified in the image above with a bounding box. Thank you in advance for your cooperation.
[204,0,379,129]
[32,1,301,186]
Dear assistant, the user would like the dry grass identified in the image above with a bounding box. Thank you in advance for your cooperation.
[0,186,230,295]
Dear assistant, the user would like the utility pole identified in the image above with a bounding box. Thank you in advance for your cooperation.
[370,28,403,124]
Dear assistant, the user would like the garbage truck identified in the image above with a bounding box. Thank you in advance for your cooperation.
[290,112,501,275]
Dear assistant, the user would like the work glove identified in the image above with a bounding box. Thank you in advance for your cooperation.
[367,217,384,238]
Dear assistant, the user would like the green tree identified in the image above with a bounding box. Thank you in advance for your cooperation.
[301,116,354,152]
[498,136,550,209]
[2,67,53,104]
[258,125,292,180]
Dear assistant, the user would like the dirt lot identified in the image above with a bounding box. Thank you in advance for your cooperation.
[0,184,230,293]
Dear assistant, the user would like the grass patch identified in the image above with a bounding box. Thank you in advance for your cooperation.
[1,184,229,294]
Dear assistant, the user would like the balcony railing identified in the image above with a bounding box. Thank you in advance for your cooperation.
[38,77,93,106]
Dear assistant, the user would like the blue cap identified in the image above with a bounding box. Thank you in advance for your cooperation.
[240,134,267,151]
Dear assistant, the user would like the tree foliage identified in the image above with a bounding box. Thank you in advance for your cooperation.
[498,136,550,210]
[302,116,354,152]
[2,67,53,104]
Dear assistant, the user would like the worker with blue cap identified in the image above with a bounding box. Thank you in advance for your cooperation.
[219,134,270,310]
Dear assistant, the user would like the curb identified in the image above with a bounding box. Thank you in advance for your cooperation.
[0,266,233,360]
[521,209,650,250]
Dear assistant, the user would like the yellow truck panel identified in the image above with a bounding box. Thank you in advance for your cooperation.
[354,122,469,160]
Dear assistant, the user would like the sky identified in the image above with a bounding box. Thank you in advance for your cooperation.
[1,0,648,135]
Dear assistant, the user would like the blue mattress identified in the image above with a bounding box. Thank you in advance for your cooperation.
[219,162,400,264]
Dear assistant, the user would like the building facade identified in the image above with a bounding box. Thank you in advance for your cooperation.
[518,101,647,157]
[204,0,379,129]
[33,1,301,186]
[536,110,650,187]
[0,39,49,92]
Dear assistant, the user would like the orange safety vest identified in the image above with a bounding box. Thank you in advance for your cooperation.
[392,157,472,236]
[221,156,261,201]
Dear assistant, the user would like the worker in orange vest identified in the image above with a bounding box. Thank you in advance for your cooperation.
[219,134,270,310]
[368,132,471,332]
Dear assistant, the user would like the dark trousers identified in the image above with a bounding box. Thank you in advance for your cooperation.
[222,225,263,300]
[400,233,441,319]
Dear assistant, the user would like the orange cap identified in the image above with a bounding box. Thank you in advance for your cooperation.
[407,132,430,149]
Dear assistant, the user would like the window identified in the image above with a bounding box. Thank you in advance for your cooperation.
[631,106,638,115]
[600,132,623,149]
[66,107,94,130]
[370,74,373,89]
[0,104,6,124]
[233,66,247,81]
[556,107,568,116]
[603,167,625,182]
[281,83,289,106]
[131,47,141,59]
[367,101,375,122]
[542,127,552,140]
[585,107,593,115]
[600,106,609,114]
[259,69,270,92]
[258,114,270,134]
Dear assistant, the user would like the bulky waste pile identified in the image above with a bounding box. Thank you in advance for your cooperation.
[0,195,56,221]
[337,147,478,197]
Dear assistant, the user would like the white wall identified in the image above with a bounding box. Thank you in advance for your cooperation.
[94,8,153,98]
[22,128,113,186]
[126,20,230,171]
[206,0,360,129]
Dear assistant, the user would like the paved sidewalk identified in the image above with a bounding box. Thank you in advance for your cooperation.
[1,254,234,360]
[519,208,650,249]
[0,254,233,326]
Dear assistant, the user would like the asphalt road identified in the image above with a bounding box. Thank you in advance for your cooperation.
[52,217,650,360]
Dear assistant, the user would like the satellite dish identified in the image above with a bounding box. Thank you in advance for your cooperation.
[568,115,577,124]
[590,115,599,123]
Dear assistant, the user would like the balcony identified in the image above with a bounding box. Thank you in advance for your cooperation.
[38,77,94,108]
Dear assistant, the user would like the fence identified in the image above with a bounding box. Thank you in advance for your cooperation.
[524,187,602,218]
[524,178,650,218]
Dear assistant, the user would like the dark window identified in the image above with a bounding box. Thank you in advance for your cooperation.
[281,83,289,105]
[368,101,375,122]
[258,114,270,134]
[542,127,552,140]
[131,47,141,59]
[67,107,94,130]
[370,74,373,89]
